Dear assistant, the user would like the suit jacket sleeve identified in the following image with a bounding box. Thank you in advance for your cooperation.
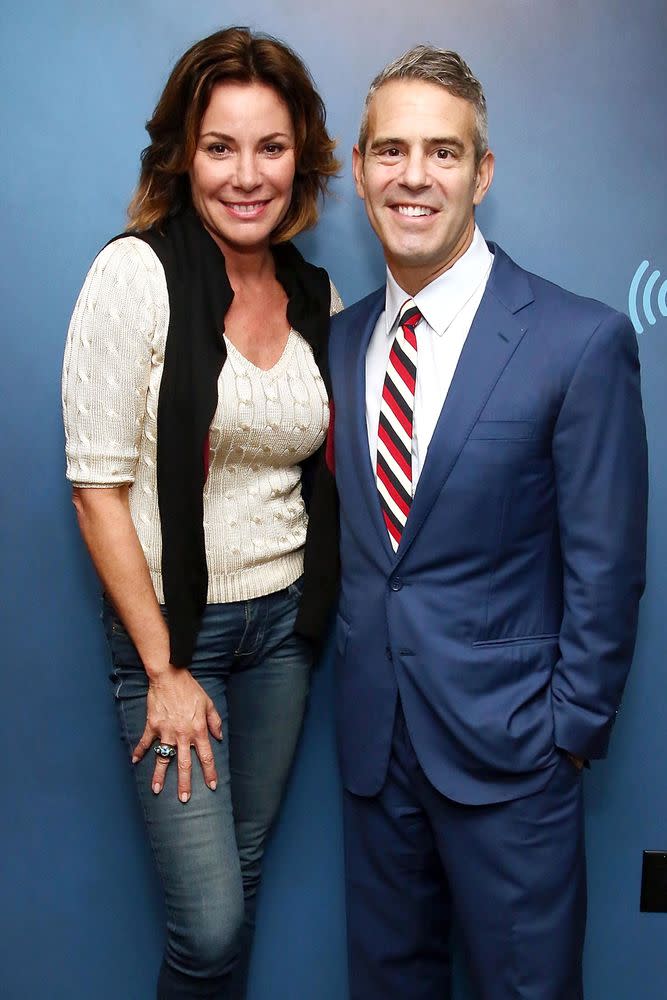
[551,310,647,759]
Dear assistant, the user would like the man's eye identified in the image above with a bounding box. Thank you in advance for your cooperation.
[380,147,401,158]
[435,148,453,160]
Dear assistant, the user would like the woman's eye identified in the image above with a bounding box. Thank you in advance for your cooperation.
[208,143,229,155]
[263,143,285,155]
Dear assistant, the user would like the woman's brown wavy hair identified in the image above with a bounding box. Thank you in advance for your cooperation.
[127,27,339,242]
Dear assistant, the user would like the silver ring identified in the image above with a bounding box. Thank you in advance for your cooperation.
[153,742,177,760]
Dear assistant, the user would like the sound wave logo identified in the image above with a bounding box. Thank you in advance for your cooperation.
[629,260,667,334]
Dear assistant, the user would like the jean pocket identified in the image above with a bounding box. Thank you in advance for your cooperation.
[101,598,145,696]
[287,575,305,600]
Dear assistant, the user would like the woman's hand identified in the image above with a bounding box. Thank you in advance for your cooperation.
[132,667,223,802]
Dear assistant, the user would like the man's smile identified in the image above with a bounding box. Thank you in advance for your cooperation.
[392,204,437,217]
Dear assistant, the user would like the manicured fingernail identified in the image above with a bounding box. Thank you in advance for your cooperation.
[131,755,139,764]
[180,792,189,803]
[208,780,217,791]
[152,783,161,794]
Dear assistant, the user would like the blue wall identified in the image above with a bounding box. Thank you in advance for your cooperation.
[1,1,665,997]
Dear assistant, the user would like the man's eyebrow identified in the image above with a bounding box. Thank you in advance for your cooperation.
[368,137,404,151]
[427,136,466,151]
[368,135,466,151]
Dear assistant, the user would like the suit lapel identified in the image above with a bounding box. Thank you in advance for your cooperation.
[397,245,534,560]
[341,290,395,558]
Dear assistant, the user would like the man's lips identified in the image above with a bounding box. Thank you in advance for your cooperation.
[390,204,437,218]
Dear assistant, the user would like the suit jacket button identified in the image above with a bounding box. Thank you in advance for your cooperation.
[390,578,402,591]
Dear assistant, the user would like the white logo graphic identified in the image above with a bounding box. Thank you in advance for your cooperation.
[629,260,667,334]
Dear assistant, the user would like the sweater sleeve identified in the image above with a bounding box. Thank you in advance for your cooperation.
[62,237,168,487]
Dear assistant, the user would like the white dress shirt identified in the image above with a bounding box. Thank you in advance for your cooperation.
[366,226,494,486]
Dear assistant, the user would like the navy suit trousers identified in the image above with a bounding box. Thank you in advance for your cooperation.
[343,702,586,1000]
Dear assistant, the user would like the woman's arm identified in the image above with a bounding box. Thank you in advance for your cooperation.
[64,240,220,801]
[72,485,169,670]
[72,485,222,801]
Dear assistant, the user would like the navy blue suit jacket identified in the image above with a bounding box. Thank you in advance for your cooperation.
[331,243,647,805]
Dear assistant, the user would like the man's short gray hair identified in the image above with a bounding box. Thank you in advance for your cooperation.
[358,44,488,163]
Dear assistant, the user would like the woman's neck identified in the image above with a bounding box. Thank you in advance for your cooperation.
[205,225,276,288]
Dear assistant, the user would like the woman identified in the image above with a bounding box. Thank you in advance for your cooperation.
[62,26,341,999]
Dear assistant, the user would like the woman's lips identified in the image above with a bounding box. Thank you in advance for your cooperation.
[222,200,270,218]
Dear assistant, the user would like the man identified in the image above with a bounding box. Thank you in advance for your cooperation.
[329,45,647,999]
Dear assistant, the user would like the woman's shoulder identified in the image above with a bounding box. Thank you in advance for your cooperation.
[329,279,344,317]
[86,235,166,289]
[72,236,170,330]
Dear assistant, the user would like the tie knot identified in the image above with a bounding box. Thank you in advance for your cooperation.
[398,299,421,333]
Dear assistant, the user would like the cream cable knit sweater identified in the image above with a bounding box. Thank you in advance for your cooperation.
[62,237,343,604]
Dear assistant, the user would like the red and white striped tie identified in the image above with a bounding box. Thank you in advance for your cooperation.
[376,299,421,550]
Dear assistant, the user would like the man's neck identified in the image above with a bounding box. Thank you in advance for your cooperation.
[386,222,476,296]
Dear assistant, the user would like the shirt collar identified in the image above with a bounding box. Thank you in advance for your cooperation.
[384,226,494,337]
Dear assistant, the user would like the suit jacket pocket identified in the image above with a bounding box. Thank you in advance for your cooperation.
[468,420,535,441]
[472,633,559,648]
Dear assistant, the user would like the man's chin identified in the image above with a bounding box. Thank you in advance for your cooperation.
[385,246,440,272]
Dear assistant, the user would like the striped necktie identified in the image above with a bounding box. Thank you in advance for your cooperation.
[376,299,421,550]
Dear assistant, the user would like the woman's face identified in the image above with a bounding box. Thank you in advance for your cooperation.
[189,81,296,255]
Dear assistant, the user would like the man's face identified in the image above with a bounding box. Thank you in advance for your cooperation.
[353,79,494,292]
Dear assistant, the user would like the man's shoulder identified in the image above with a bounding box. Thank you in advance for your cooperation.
[490,245,627,323]
[490,243,629,341]
[331,286,385,331]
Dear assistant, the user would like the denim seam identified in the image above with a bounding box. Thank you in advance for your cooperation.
[254,596,269,653]
[117,699,169,889]
[113,669,123,700]
[235,601,253,656]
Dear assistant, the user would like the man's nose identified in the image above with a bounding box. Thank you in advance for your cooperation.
[400,150,430,189]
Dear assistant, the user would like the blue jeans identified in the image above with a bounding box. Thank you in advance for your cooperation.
[103,580,312,999]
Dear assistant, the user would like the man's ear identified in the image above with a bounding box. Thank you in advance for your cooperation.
[352,144,365,200]
[473,149,494,207]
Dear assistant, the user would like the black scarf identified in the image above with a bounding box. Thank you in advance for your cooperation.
[113,208,335,666]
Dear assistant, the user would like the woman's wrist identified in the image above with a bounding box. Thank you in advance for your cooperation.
[144,660,179,682]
